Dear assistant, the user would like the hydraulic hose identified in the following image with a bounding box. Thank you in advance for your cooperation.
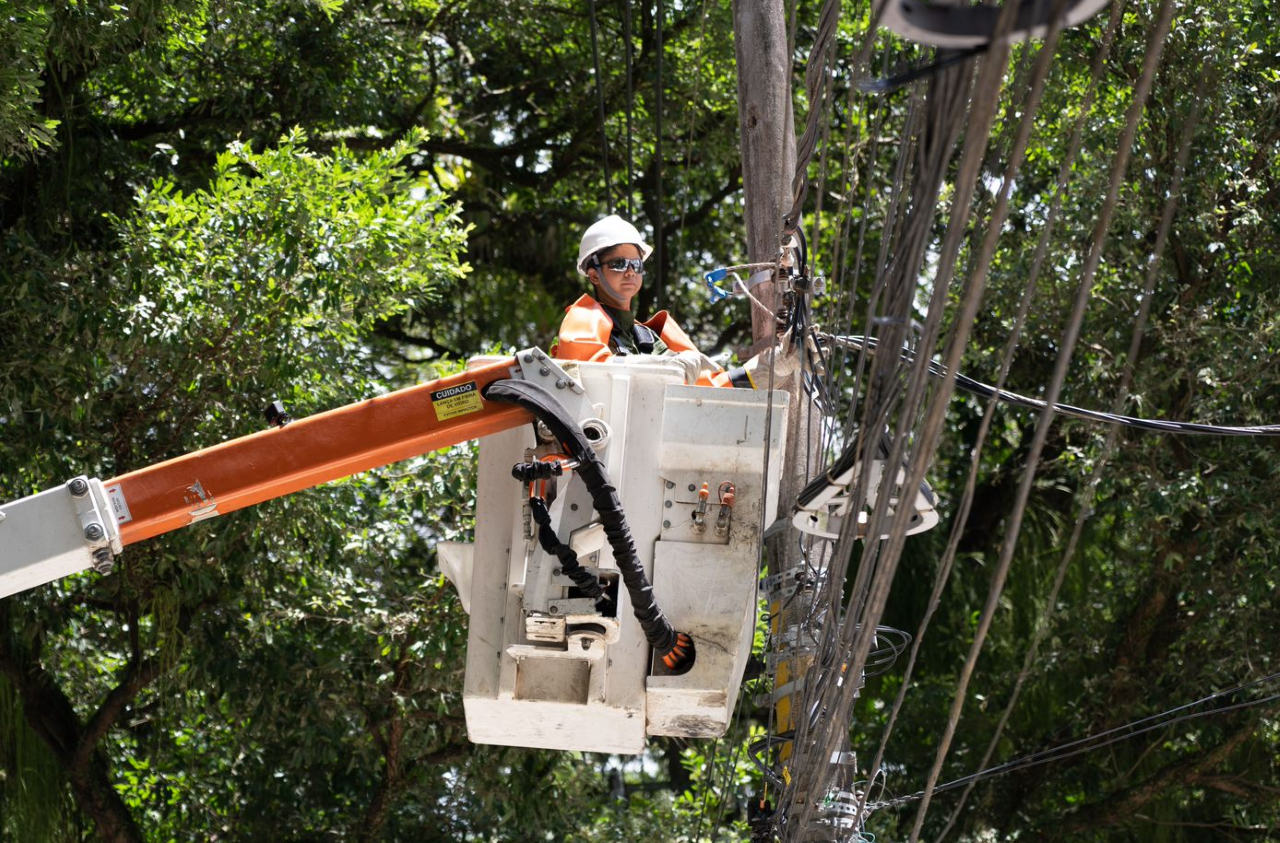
[527,496,606,602]
[483,378,695,672]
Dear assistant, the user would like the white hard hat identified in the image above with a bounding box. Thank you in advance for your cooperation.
[576,215,653,276]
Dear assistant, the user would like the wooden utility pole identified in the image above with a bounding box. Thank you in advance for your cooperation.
[734,0,822,798]
[733,0,796,337]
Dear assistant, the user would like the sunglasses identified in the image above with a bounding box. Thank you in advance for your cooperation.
[599,257,646,275]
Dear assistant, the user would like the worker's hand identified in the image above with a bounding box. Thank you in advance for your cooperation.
[746,342,800,384]
[671,349,719,384]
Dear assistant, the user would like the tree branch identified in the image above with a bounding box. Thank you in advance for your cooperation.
[1049,717,1260,838]
[74,657,165,771]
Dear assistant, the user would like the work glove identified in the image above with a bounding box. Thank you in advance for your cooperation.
[671,349,719,384]
[745,342,800,385]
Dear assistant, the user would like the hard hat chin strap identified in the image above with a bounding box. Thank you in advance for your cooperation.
[590,256,633,309]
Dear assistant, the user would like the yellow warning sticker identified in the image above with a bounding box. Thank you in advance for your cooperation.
[431,381,483,421]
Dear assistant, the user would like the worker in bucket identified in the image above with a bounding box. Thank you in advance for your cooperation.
[553,214,792,388]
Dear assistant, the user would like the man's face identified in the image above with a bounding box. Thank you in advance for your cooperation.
[589,244,644,309]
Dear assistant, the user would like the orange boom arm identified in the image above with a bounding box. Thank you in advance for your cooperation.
[105,357,530,546]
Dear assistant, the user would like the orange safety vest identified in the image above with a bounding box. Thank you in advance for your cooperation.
[552,294,731,388]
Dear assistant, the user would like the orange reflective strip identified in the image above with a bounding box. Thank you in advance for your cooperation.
[106,358,531,546]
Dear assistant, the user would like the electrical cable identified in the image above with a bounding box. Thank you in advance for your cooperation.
[776,56,976,837]
[903,4,1180,837]
[857,0,1129,826]
[526,497,606,601]
[673,0,713,282]
[654,0,665,309]
[825,335,1280,438]
[783,4,1051,834]
[623,0,635,218]
[874,671,1280,809]
[781,0,844,235]
[784,47,979,812]
[932,43,1214,843]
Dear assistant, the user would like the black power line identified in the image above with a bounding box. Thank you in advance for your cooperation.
[825,334,1280,437]
[875,671,1280,809]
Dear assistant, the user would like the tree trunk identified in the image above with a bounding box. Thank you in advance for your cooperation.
[733,0,796,337]
[734,0,831,824]
[0,652,144,843]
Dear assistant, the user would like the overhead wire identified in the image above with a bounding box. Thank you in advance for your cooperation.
[654,0,666,308]
[932,49,1215,843]
[623,0,635,217]
[587,0,615,210]
[728,4,1244,842]
[738,0,864,798]
[861,1,1134,807]
[787,0,1022,825]
[818,57,873,426]
[821,335,1280,438]
[809,33,917,493]
[779,0,1141,831]
[874,670,1280,810]
[853,0,1127,822]
[673,0,714,293]
[808,58,836,280]
[730,0,1186,838]
[902,2,1180,838]
[779,33,989,837]
[781,0,845,236]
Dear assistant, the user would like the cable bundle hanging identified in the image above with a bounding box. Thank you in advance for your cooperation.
[772,2,1037,838]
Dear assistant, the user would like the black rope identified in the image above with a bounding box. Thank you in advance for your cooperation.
[588,0,615,211]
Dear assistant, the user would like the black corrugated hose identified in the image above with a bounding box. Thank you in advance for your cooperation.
[484,378,695,673]
[526,496,606,602]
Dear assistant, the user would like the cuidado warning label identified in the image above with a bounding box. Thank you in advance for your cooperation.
[431,381,483,421]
